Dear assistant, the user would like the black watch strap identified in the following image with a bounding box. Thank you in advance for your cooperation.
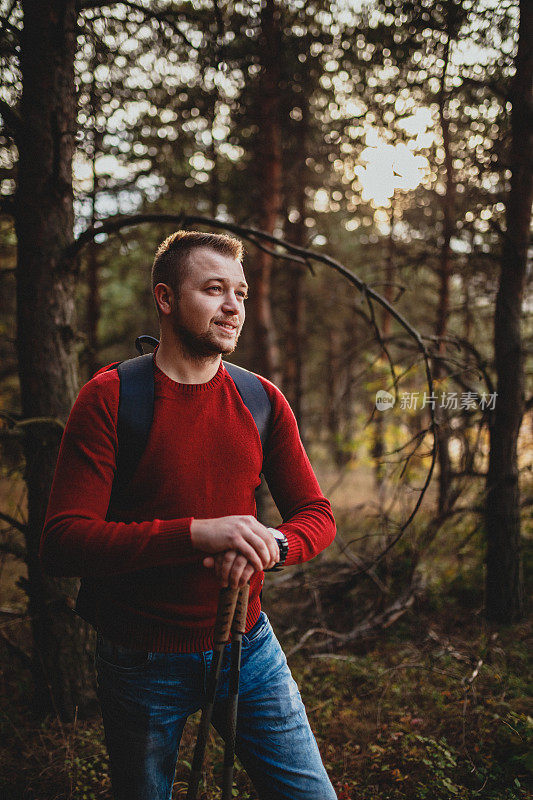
[268,528,288,571]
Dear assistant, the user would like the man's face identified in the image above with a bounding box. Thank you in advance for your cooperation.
[170,247,247,359]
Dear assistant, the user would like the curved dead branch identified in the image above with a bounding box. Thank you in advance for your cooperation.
[286,573,425,657]
[0,511,27,535]
[63,212,438,575]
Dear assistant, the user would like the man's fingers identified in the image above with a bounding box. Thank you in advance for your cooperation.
[219,551,238,587]
[252,519,280,566]
[229,538,264,572]
[228,553,249,588]
[215,552,248,588]
[232,521,277,569]
[207,552,257,588]
[192,516,279,570]
[241,562,255,585]
[248,521,279,567]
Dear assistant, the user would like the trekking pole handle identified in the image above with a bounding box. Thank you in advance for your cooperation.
[231,583,250,635]
[213,586,240,648]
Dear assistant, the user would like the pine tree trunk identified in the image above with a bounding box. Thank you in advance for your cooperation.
[485,0,531,623]
[434,26,455,515]
[85,68,103,378]
[14,0,95,720]
[86,239,100,378]
[284,103,309,432]
[250,0,281,381]
[326,281,354,468]
[373,202,395,500]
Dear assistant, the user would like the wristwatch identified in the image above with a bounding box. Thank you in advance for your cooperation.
[267,528,288,571]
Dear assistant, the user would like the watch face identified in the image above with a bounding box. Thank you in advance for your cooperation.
[270,530,288,562]
[266,529,287,571]
[271,530,286,547]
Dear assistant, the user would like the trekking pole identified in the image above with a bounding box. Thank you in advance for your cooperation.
[186,585,240,800]
[221,582,249,800]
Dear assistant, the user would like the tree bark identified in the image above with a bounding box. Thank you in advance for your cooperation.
[283,102,309,432]
[249,0,281,381]
[485,0,531,623]
[85,63,103,378]
[434,20,455,515]
[373,200,396,501]
[14,0,94,720]
[325,280,355,468]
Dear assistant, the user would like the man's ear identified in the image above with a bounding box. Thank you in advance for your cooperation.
[154,283,175,316]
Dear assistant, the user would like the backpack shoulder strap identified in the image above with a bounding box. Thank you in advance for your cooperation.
[106,346,272,513]
[107,353,155,512]
[222,361,272,451]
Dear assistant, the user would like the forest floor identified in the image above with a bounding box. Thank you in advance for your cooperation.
[0,550,531,800]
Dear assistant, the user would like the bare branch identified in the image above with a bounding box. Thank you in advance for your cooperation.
[15,416,65,434]
[64,212,438,561]
[364,289,399,399]
[0,511,26,535]
[286,575,424,656]
[76,1,198,49]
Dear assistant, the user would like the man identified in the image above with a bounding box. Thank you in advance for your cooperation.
[41,230,337,800]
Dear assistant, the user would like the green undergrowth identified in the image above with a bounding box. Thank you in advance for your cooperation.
[0,569,530,800]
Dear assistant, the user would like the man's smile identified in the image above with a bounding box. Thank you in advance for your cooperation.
[214,319,239,332]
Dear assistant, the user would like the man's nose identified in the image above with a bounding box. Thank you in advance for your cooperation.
[221,293,240,314]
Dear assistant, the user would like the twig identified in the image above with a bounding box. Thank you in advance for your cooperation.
[77,0,198,50]
[462,659,483,748]
[287,577,423,657]
[286,627,345,658]
[333,531,390,594]
[0,511,27,535]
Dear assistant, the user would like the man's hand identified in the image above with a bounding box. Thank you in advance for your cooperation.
[190,516,279,586]
[202,551,256,588]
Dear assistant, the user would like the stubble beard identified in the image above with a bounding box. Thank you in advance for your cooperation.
[172,318,241,363]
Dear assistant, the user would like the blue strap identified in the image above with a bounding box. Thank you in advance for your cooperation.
[106,351,271,514]
[107,354,155,514]
[223,361,271,452]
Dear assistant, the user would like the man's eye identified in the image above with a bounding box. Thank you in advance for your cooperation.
[238,292,248,300]
[207,286,222,292]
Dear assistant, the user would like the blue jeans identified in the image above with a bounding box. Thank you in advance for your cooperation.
[95,612,337,800]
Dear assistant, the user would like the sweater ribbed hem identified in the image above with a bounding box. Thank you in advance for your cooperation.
[89,593,262,653]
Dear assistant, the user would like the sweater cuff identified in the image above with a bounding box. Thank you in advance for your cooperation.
[156,517,197,562]
[279,529,303,567]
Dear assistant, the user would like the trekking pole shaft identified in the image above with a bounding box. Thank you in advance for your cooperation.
[222,583,249,800]
[186,586,240,800]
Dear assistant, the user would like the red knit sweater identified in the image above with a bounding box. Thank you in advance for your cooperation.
[40,357,336,652]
